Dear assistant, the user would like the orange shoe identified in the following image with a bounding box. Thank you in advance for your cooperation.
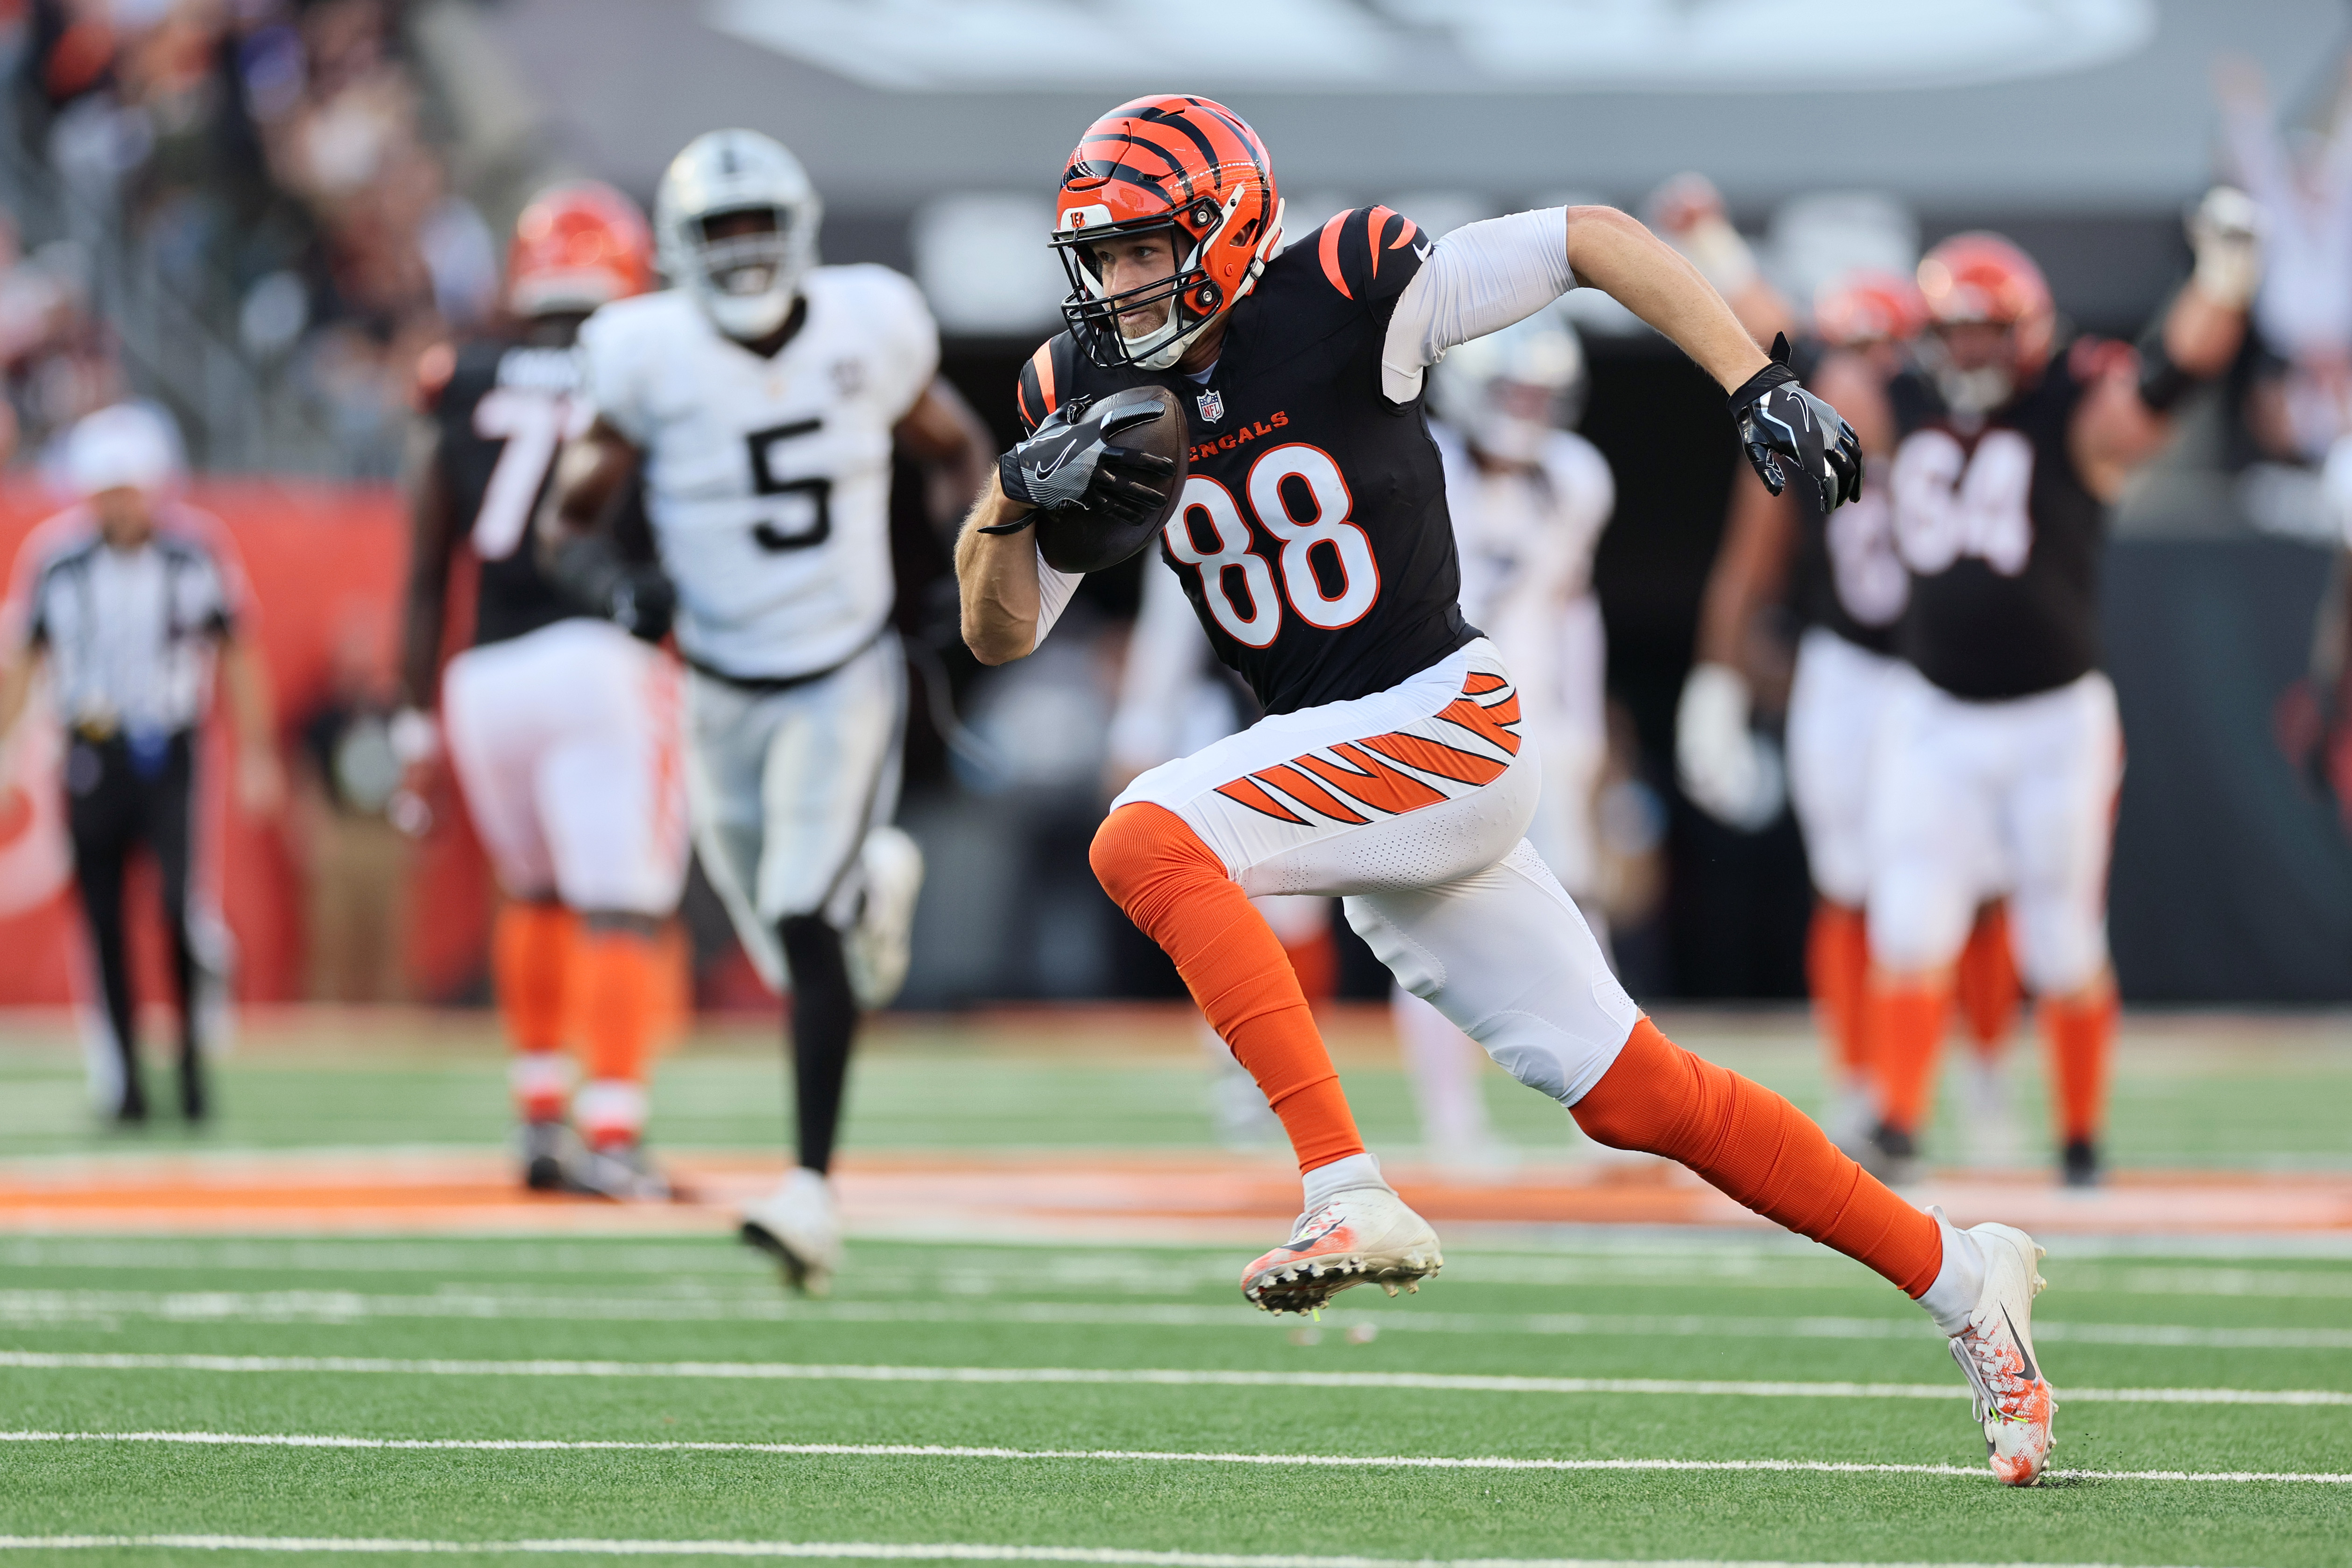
[1240,1186,1442,1315]
[1947,1221,2056,1485]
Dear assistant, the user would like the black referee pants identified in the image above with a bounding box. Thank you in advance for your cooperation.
[65,729,204,1119]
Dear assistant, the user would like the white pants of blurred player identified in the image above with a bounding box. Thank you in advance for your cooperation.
[1116,640,1639,1127]
[1866,664,2120,996]
[683,633,905,991]
[441,618,689,914]
[1785,626,1903,910]
[1389,593,1609,1167]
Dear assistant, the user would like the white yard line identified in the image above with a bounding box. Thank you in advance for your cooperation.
[1,1289,2343,1351]
[3,1351,2345,1406]
[0,1537,2264,1567]
[1,1430,2346,1487]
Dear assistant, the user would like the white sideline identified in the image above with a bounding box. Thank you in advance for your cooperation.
[0,1539,2250,1568]
[3,1291,2345,1352]
[2,1430,2346,1486]
[3,1351,2345,1406]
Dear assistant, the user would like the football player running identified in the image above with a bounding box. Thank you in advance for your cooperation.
[959,96,2058,1484]
[1864,198,2257,1189]
[1679,269,2024,1163]
[545,130,991,1293]
[397,182,687,1201]
[1404,305,1616,1168]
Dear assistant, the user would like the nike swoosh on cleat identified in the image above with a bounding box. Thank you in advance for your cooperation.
[2002,1306,2039,1385]
[1277,1220,1345,1255]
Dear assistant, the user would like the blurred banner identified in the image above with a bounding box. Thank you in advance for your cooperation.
[0,481,494,1009]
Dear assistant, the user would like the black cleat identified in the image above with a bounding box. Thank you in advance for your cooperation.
[1863,1121,1920,1186]
[520,1120,577,1193]
[178,1063,208,1123]
[114,1077,149,1126]
[2061,1138,2101,1188]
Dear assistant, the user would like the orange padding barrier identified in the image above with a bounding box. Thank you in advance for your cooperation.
[0,479,493,1006]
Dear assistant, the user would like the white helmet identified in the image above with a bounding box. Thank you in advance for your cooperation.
[1427,305,1587,466]
[655,129,821,342]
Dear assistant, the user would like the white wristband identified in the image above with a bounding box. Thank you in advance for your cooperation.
[388,706,441,767]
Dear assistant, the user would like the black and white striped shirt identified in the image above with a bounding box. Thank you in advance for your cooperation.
[18,507,241,737]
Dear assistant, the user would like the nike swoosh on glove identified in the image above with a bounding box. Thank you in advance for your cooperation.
[986,393,1179,531]
[1728,334,1864,512]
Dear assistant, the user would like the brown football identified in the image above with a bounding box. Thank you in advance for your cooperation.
[1033,383,1189,574]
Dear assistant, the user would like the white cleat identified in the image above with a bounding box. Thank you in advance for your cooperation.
[1948,1220,2055,1485]
[845,826,924,1010]
[740,1167,845,1296]
[1241,1186,1443,1315]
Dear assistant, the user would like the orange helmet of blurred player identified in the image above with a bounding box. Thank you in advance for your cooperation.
[1915,233,2055,416]
[1813,267,1927,349]
[1050,95,1285,370]
[507,180,654,318]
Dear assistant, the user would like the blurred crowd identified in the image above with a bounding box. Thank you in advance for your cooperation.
[2,0,494,472]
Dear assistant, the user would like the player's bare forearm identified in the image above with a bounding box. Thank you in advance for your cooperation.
[2164,279,2249,381]
[895,378,995,539]
[1696,473,1797,671]
[399,424,456,709]
[1563,206,1770,392]
[2073,286,2252,497]
[955,472,1040,665]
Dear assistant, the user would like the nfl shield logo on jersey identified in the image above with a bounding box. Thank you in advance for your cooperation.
[1197,388,1223,423]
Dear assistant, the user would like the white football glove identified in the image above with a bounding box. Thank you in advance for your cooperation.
[1675,663,1786,832]
[2189,185,2262,312]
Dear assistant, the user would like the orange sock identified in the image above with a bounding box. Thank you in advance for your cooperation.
[1806,902,1871,1079]
[1871,975,1953,1137]
[1092,804,1364,1172]
[2041,987,2117,1144]
[1573,1018,1942,1296]
[493,902,576,1055]
[1956,904,2020,1052]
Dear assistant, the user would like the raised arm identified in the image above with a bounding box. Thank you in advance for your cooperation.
[397,419,458,712]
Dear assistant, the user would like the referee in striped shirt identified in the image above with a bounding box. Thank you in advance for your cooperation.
[0,403,282,1123]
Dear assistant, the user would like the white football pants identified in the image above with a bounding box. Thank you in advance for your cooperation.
[441,618,688,915]
[1785,626,1904,909]
[1866,664,2121,996]
[684,634,905,990]
[1114,639,1638,1110]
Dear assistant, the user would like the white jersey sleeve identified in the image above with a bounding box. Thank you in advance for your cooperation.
[854,266,943,423]
[1106,553,1215,773]
[1381,208,1575,403]
[576,301,657,447]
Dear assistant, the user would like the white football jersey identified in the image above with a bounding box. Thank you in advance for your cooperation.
[578,265,939,679]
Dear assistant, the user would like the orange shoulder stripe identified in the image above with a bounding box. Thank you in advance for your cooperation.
[1317,211,1353,300]
[1365,206,1398,281]
[1029,341,1058,417]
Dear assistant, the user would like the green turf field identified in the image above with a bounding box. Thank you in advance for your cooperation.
[2,1010,2349,1565]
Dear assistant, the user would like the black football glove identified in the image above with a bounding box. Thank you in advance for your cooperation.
[1727,334,1864,511]
[983,390,1179,533]
[550,532,676,643]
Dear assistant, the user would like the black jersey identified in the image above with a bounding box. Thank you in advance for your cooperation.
[1888,340,2107,701]
[1016,207,1476,715]
[425,338,651,650]
[1790,371,1937,657]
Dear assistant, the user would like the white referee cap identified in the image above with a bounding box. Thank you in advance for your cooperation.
[64,401,185,499]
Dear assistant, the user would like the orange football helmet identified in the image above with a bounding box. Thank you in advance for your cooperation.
[507,180,654,318]
[1051,95,1284,370]
[1916,233,2054,370]
[1813,268,1927,349]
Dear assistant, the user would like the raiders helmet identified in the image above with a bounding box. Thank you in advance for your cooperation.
[656,129,821,341]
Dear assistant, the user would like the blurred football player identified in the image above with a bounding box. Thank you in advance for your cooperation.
[1865,196,2257,1188]
[1679,269,2023,1160]
[1405,305,1614,1168]
[545,131,991,1293]
[396,181,687,1200]
[960,96,2058,1484]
